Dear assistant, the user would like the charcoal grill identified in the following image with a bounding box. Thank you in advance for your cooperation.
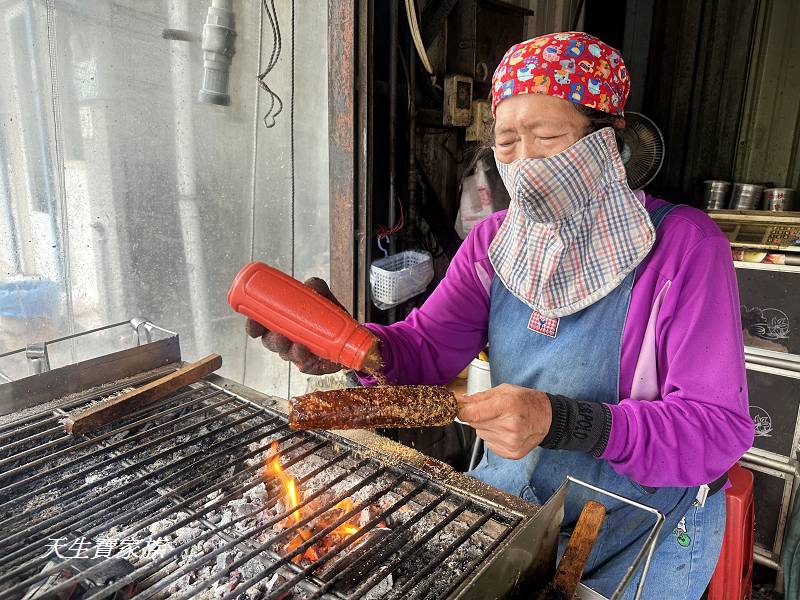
[0,320,567,600]
[0,320,664,600]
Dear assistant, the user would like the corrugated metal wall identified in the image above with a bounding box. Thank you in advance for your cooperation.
[641,0,759,202]
[734,0,800,191]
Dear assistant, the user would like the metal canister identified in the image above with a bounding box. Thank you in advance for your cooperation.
[729,183,765,210]
[702,180,731,210]
[763,188,795,212]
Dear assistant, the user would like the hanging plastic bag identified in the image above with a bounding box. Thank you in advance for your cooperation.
[455,157,510,238]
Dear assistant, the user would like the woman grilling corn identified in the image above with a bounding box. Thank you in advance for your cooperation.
[248,32,754,598]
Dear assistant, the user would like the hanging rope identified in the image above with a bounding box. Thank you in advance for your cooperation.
[257,0,284,128]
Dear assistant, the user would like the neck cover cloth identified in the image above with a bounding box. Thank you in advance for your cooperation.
[489,127,655,318]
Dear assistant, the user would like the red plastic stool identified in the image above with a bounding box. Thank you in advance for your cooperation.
[707,463,755,600]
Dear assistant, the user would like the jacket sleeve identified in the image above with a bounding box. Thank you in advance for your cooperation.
[359,218,499,386]
[602,235,754,487]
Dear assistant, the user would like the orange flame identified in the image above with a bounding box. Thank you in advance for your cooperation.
[267,441,301,525]
[331,498,360,536]
[265,441,365,558]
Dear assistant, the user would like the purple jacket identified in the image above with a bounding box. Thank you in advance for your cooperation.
[363,192,754,488]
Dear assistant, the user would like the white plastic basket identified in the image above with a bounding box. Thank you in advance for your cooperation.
[369,250,434,310]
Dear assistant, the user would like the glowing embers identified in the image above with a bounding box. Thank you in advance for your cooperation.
[265,442,386,566]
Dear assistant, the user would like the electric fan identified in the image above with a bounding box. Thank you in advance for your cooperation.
[620,112,665,190]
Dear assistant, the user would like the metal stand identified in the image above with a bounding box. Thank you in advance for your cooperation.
[566,476,665,600]
[468,437,483,472]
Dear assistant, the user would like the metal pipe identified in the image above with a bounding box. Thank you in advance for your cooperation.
[745,351,800,373]
[352,501,469,597]
[0,319,130,358]
[169,0,214,355]
[198,0,237,105]
[0,403,261,544]
[742,450,800,475]
[307,489,451,598]
[0,387,219,486]
[753,548,781,570]
[169,463,386,599]
[20,435,323,600]
[406,32,418,249]
[397,512,493,597]
[388,0,398,256]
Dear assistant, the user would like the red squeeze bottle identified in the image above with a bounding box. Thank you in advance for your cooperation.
[227,262,378,372]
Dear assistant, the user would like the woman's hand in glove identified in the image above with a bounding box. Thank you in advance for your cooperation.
[245,278,349,375]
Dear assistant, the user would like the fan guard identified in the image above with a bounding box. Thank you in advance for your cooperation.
[620,112,664,190]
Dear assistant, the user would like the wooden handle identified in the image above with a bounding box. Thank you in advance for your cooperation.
[65,354,222,436]
[551,500,606,598]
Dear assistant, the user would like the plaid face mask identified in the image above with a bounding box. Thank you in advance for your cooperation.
[489,127,655,318]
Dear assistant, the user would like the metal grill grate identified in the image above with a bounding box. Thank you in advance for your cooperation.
[0,376,523,600]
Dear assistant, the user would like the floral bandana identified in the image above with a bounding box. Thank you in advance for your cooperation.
[491,31,630,116]
[488,128,655,318]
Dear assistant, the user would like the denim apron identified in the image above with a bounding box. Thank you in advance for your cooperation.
[471,204,702,593]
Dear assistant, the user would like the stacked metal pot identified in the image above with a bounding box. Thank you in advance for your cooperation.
[703,180,796,211]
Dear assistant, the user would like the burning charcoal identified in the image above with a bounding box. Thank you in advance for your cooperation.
[238,557,265,582]
[317,528,394,584]
[168,574,193,595]
[365,571,394,599]
[228,498,252,518]
[245,482,268,504]
[216,551,241,572]
[148,519,175,537]
[22,551,137,600]
[174,526,201,544]
[150,541,176,562]
[263,572,282,594]
[238,585,265,600]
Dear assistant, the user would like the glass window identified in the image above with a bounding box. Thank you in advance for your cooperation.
[0,0,329,399]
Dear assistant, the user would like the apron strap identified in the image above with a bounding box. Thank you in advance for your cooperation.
[647,201,678,230]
